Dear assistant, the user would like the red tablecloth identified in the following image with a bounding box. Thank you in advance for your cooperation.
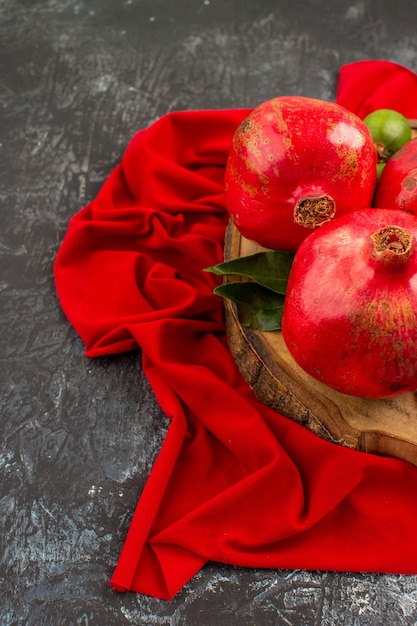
[55,60,417,599]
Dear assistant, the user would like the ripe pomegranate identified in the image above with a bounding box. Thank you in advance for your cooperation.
[375,137,417,214]
[224,96,378,251]
[282,208,417,398]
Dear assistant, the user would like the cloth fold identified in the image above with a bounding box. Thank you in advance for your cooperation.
[54,60,417,600]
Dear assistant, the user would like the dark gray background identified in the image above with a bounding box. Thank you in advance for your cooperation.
[2,0,417,624]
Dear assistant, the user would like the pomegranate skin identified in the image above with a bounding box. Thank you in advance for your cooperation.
[281,208,417,398]
[375,137,417,214]
[225,96,377,251]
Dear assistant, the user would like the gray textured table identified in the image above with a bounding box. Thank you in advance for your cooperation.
[2,0,417,624]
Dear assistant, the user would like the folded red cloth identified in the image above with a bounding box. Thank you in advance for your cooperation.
[336,59,417,119]
[54,60,417,600]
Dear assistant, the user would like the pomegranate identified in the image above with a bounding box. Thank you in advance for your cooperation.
[281,208,417,398]
[375,137,417,214]
[224,96,377,251]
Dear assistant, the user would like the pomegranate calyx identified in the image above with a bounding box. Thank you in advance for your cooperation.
[370,225,415,266]
[294,195,336,229]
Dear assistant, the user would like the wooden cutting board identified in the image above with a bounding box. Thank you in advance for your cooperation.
[223,221,417,466]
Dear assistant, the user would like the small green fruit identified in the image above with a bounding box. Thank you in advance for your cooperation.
[377,162,386,181]
[364,109,412,162]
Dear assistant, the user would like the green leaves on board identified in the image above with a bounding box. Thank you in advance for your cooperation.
[205,250,294,331]
[205,250,294,293]
[213,282,285,331]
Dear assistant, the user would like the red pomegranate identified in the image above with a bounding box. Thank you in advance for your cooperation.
[375,137,417,214]
[225,96,377,251]
[282,208,417,398]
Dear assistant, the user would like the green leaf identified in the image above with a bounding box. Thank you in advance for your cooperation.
[205,250,294,294]
[214,282,284,331]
